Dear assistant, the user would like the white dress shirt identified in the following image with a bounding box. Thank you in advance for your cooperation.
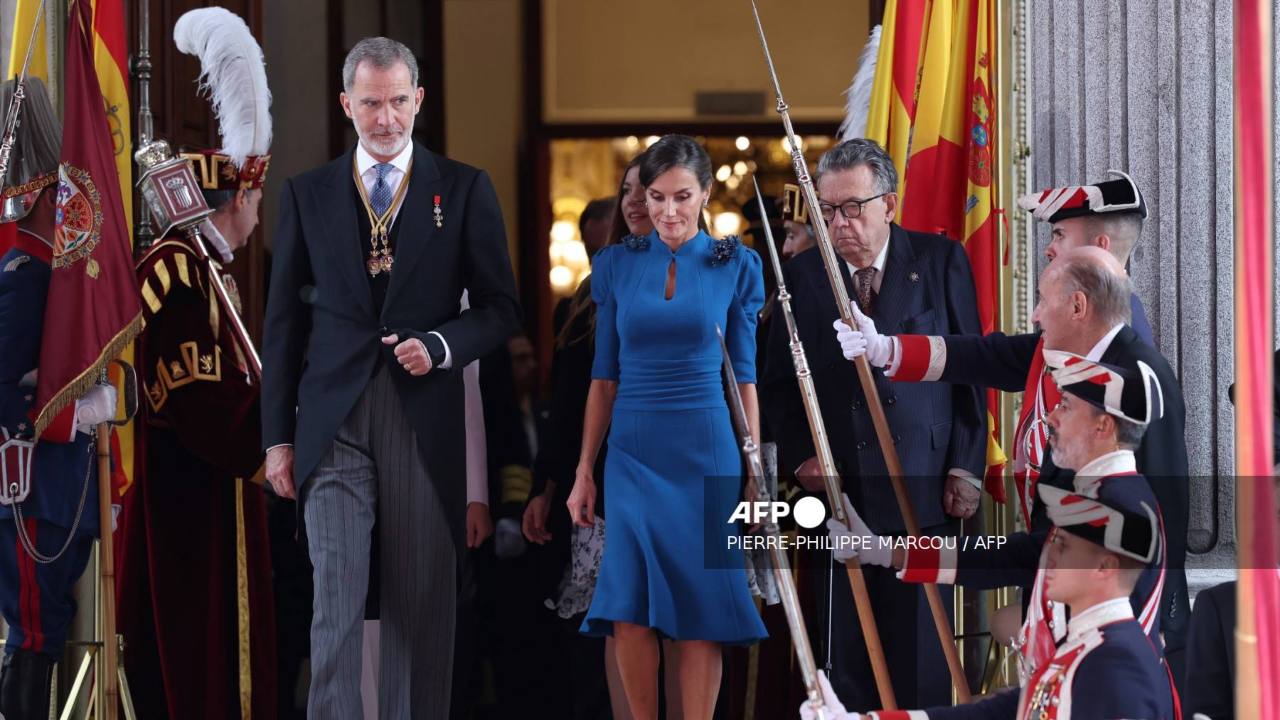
[845,235,891,295]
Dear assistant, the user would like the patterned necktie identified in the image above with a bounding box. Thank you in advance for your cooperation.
[855,266,877,313]
[370,162,395,217]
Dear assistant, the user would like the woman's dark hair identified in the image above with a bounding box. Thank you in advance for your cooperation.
[638,134,713,190]
[556,154,646,349]
[604,154,644,247]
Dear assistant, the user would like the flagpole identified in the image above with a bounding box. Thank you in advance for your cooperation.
[94,422,119,720]
[1233,0,1276,716]
[133,0,155,251]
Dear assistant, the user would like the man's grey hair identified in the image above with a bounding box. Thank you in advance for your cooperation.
[1056,255,1133,328]
[342,37,419,92]
[1113,415,1147,449]
[815,138,898,195]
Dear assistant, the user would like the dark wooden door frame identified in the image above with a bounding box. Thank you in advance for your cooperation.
[326,0,446,159]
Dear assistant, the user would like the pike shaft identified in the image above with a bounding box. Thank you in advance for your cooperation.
[753,178,897,709]
[749,1,971,702]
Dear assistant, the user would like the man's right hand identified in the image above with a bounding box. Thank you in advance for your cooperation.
[265,445,296,499]
[795,456,827,493]
[835,301,893,368]
[523,488,554,544]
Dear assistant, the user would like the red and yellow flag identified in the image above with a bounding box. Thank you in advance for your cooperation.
[32,0,141,437]
[91,0,137,494]
[866,0,928,182]
[867,0,1006,498]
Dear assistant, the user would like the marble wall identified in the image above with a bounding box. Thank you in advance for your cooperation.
[1026,0,1278,578]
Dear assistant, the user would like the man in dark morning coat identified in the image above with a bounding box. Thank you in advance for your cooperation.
[761,138,988,710]
[260,37,520,719]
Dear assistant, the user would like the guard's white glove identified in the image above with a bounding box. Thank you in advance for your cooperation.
[74,385,117,433]
[798,670,861,720]
[494,517,527,559]
[826,493,893,568]
[832,301,893,368]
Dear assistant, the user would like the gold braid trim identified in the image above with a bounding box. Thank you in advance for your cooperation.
[235,478,252,720]
[1,171,57,198]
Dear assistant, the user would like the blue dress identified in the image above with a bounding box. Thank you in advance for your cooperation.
[581,229,768,645]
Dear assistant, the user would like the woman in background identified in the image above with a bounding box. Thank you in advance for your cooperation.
[524,155,652,719]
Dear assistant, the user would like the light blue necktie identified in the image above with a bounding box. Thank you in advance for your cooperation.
[370,162,395,217]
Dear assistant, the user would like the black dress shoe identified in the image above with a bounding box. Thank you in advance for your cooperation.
[0,650,54,720]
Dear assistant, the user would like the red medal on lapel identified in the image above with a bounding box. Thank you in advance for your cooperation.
[434,194,443,228]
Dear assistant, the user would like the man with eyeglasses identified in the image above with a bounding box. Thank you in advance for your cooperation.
[761,138,988,710]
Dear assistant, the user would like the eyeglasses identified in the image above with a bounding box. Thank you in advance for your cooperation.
[818,193,888,222]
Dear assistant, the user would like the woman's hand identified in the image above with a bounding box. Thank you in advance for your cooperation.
[567,465,597,528]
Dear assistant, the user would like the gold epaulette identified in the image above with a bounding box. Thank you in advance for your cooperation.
[500,464,533,505]
[137,239,204,318]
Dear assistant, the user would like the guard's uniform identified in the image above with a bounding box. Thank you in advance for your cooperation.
[0,229,99,701]
[825,353,1181,719]
[885,174,1191,665]
[115,227,275,718]
[896,457,1167,672]
[859,598,1178,720]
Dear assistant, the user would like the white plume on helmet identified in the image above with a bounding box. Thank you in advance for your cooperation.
[173,7,272,170]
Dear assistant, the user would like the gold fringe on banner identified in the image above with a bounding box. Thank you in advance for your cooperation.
[33,312,141,438]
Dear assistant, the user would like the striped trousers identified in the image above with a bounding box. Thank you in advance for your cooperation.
[303,366,456,720]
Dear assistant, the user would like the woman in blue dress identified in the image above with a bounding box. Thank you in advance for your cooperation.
[566,135,768,719]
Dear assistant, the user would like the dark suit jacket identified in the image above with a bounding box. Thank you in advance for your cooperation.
[933,324,1191,649]
[1184,580,1236,720]
[261,142,521,549]
[761,224,987,533]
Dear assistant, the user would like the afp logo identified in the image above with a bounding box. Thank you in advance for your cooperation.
[727,496,827,529]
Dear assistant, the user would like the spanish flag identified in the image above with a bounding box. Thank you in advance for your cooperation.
[91,0,138,494]
[865,0,927,182]
[6,0,55,84]
[867,0,1006,498]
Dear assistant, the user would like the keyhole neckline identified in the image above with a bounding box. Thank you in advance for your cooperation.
[655,228,708,256]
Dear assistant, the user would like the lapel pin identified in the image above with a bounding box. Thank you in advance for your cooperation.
[433,194,444,228]
[909,271,920,282]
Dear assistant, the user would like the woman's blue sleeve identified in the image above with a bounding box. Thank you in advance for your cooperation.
[725,247,764,383]
[589,247,620,381]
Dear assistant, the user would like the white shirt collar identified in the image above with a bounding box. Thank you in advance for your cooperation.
[1072,449,1138,497]
[1066,597,1133,643]
[845,236,891,293]
[356,141,413,178]
[1086,323,1126,361]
